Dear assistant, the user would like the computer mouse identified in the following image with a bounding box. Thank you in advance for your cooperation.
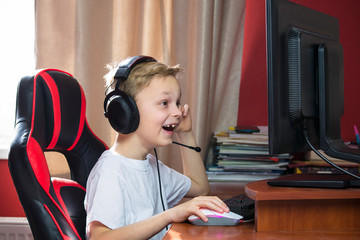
[188,209,243,226]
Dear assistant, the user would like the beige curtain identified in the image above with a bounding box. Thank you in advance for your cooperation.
[36,0,245,173]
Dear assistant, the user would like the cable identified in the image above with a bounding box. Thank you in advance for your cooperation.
[104,78,116,96]
[303,120,360,180]
[154,148,168,231]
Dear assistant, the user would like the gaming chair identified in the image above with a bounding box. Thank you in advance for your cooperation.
[8,69,108,240]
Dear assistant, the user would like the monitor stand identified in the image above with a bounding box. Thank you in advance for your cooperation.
[267,173,360,188]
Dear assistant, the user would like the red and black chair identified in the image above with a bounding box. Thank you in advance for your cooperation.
[8,69,108,239]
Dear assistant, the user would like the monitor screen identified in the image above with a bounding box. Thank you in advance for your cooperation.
[266,0,360,164]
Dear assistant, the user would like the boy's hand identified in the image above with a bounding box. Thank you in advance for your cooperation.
[176,104,192,132]
[167,196,229,223]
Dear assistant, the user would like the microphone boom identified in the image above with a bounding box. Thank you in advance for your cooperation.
[172,141,201,152]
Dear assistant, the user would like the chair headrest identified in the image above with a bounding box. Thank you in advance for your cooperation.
[27,69,86,150]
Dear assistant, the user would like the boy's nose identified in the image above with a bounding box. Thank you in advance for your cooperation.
[172,105,182,117]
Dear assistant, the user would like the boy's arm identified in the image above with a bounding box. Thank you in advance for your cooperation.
[176,131,210,197]
[88,196,228,240]
[175,104,210,197]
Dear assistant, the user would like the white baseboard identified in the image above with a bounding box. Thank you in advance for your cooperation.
[0,217,33,240]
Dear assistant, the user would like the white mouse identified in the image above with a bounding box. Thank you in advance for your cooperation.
[188,209,243,226]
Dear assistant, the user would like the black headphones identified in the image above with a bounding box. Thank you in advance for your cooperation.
[104,55,157,134]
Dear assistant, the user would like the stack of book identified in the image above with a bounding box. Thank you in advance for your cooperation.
[207,126,291,182]
[289,150,360,175]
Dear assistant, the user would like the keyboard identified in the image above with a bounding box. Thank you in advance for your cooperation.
[223,193,255,222]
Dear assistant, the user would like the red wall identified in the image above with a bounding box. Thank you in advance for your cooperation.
[238,0,360,142]
[0,160,25,217]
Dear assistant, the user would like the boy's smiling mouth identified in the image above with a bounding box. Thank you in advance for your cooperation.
[162,124,177,132]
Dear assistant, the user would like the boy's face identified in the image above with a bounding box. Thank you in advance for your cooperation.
[135,75,182,149]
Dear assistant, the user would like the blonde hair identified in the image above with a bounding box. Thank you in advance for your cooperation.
[104,59,183,100]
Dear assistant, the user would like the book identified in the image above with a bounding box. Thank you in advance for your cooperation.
[218,147,270,155]
[217,160,288,167]
[214,131,268,145]
[293,165,360,175]
[228,126,268,140]
[206,171,280,182]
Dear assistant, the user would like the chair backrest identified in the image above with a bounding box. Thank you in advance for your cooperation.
[8,69,108,240]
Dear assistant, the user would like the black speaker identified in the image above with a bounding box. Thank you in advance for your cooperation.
[104,55,156,134]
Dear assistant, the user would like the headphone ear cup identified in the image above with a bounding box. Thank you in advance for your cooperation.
[103,56,155,134]
[104,90,140,134]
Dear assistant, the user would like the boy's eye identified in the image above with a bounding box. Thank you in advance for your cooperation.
[161,100,168,106]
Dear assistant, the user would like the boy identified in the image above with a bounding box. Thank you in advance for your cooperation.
[85,56,229,240]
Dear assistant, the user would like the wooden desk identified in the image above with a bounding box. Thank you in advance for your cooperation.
[245,179,360,232]
[163,222,360,240]
[164,180,360,239]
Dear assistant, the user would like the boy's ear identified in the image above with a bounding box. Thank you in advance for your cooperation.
[103,55,156,134]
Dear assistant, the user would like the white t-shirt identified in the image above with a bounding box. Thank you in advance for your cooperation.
[84,149,191,240]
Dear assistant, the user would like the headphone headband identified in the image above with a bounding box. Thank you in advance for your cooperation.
[114,55,156,81]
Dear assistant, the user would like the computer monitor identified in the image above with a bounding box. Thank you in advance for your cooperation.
[266,0,360,164]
